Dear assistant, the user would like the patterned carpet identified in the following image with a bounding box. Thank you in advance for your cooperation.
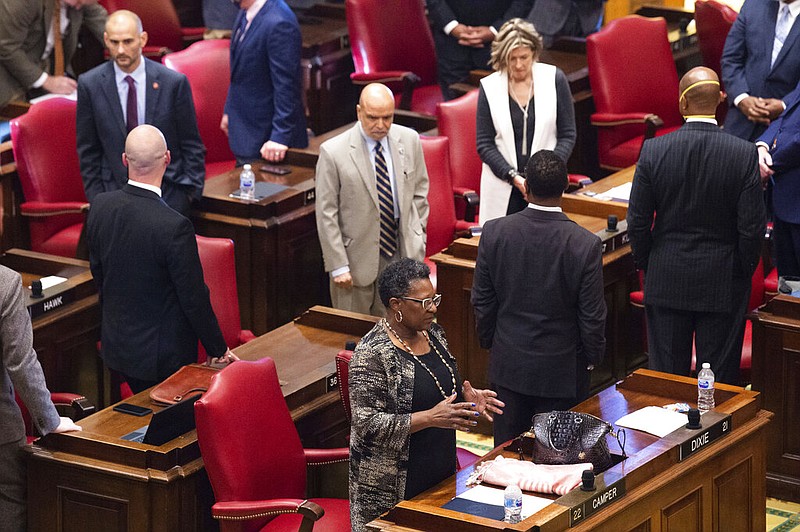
[456,432,800,530]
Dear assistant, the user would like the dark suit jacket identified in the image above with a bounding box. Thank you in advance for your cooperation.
[225,0,307,160]
[758,82,800,224]
[427,0,532,31]
[76,59,205,215]
[0,0,106,106]
[527,0,604,37]
[721,0,800,140]
[86,185,227,382]
[628,122,765,312]
[471,207,606,398]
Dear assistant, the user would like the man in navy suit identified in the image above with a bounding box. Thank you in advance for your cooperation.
[758,81,800,278]
[472,150,606,447]
[77,10,205,216]
[221,0,308,164]
[86,125,235,394]
[721,0,800,141]
[628,67,765,386]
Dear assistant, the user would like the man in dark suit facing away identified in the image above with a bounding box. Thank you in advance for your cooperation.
[86,125,235,393]
[628,67,765,386]
[472,150,606,447]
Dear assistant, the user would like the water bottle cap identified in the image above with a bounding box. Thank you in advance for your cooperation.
[243,164,252,170]
[701,362,710,369]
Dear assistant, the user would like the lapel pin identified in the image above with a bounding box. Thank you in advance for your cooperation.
[152,82,159,90]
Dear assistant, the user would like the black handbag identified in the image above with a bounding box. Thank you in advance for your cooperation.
[530,411,625,472]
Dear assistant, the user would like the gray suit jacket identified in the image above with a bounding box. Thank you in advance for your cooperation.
[0,0,106,106]
[315,123,429,286]
[0,266,60,446]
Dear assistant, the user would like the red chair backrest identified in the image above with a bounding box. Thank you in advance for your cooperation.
[420,136,457,257]
[335,350,353,422]
[694,0,737,77]
[195,235,241,361]
[164,40,234,167]
[437,90,481,194]
[587,16,682,127]
[195,358,308,502]
[345,0,437,86]
[100,0,183,53]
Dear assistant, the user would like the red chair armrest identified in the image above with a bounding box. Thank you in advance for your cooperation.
[20,201,89,216]
[50,393,95,420]
[590,112,658,126]
[304,447,349,465]
[237,330,257,345]
[568,173,593,186]
[453,187,480,222]
[350,71,415,84]
[212,499,323,524]
[454,220,480,235]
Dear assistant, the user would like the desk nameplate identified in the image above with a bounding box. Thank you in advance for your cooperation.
[27,288,75,318]
[564,477,627,527]
[678,414,733,461]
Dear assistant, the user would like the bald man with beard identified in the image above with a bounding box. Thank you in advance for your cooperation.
[627,67,766,385]
[86,125,235,393]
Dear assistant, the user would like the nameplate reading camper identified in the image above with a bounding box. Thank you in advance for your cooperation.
[678,415,732,461]
[569,478,626,526]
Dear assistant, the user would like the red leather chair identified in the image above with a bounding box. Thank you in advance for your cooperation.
[195,357,350,531]
[10,98,88,257]
[15,392,95,443]
[345,0,442,115]
[164,40,236,177]
[436,90,482,222]
[420,136,479,287]
[334,348,479,470]
[195,235,256,363]
[694,0,738,123]
[587,16,683,171]
[100,0,204,57]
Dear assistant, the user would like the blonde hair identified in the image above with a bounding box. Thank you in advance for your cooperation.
[489,18,543,73]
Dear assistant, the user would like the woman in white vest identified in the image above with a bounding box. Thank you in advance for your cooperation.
[476,19,576,225]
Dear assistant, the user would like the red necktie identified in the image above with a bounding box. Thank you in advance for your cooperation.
[124,75,138,133]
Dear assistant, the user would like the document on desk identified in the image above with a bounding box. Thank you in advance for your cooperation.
[615,406,689,437]
[442,485,552,520]
[596,181,632,202]
[31,276,67,290]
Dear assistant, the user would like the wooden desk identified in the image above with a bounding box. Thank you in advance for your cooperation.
[1,249,102,405]
[562,165,634,221]
[25,306,378,532]
[431,190,643,412]
[193,164,327,335]
[749,295,800,502]
[369,369,771,531]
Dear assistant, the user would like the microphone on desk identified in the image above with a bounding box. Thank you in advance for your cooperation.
[31,279,44,299]
[607,215,619,233]
[686,408,702,430]
[580,469,596,491]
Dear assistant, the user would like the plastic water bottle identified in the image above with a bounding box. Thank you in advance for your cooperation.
[503,484,522,523]
[697,362,715,414]
[239,164,255,200]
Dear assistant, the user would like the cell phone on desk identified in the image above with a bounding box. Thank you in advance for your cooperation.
[113,403,153,416]
[261,165,291,175]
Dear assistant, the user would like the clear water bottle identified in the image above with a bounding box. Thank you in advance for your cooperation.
[239,163,255,200]
[503,484,522,524]
[697,362,715,414]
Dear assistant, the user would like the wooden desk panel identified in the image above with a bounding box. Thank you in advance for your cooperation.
[193,164,328,335]
[750,295,800,502]
[1,249,102,405]
[369,370,770,531]
[25,306,378,532]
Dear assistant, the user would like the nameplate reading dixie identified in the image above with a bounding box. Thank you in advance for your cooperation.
[678,415,732,461]
[569,478,626,527]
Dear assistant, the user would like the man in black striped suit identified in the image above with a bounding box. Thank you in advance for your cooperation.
[628,67,766,385]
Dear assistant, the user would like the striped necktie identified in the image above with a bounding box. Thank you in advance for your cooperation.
[773,4,792,67]
[374,143,397,258]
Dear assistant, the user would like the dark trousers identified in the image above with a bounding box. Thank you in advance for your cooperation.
[490,383,585,449]
[434,32,492,101]
[125,375,161,394]
[645,284,750,386]
[773,216,800,278]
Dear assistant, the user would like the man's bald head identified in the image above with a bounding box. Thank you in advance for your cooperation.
[679,66,723,117]
[104,10,147,73]
[123,125,170,186]
[357,83,395,141]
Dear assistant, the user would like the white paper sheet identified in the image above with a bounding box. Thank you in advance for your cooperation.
[596,181,632,202]
[456,485,553,518]
[615,406,689,437]
[33,275,67,290]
